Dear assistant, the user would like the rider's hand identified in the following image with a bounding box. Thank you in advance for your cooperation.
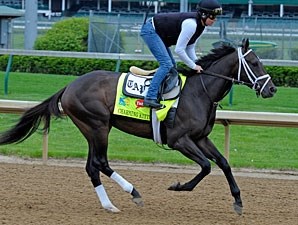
[194,65,203,73]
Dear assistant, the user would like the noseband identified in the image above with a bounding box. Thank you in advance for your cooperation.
[237,47,271,95]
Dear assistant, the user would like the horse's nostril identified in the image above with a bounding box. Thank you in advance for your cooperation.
[270,86,277,94]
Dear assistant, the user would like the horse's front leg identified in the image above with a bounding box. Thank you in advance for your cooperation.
[86,139,143,212]
[196,137,243,215]
[168,134,211,191]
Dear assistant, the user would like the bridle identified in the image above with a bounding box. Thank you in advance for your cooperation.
[202,47,272,96]
[237,47,271,95]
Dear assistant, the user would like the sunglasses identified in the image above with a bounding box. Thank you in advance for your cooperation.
[207,7,222,20]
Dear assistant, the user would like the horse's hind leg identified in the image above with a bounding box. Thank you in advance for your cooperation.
[62,89,142,212]
[80,128,119,212]
[109,171,144,207]
[196,137,243,215]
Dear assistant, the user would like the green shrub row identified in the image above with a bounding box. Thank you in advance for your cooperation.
[0,55,159,76]
[0,55,297,87]
[266,66,298,87]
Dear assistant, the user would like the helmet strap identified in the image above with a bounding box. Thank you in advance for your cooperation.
[198,11,208,26]
[202,15,208,26]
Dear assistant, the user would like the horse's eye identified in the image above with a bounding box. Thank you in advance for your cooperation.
[251,61,259,67]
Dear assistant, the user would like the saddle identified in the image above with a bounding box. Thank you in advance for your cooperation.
[122,66,181,101]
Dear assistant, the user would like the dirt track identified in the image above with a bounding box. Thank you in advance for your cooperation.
[0,156,297,225]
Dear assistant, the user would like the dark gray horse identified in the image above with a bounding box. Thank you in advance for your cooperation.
[0,39,277,214]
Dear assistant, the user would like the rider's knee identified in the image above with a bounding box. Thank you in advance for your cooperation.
[159,61,174,72]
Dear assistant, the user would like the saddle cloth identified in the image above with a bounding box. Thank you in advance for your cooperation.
[113,71,187,144]
[113,72,186,121]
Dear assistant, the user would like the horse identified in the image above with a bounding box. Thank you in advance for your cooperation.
[0,39,277,215]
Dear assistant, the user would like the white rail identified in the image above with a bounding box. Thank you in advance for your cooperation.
[215,110,298,159]
[1,49,298,66]
[1,100,298,163]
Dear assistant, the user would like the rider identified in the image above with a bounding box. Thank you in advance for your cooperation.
[140,0,222,108]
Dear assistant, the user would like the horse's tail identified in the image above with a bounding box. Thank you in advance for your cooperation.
[0,87,67,145]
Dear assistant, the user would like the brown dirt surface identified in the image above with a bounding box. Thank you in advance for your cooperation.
[0,156,297,225]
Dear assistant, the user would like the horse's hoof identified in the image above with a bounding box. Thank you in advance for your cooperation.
[104,205,121,213]
[168,182,180,191]
[233,202,243,215]
[132,197,144,207]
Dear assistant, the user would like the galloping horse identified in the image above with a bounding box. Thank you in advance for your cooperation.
[0,39,276,215]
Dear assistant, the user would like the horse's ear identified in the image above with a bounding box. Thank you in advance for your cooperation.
[241,38,249,51]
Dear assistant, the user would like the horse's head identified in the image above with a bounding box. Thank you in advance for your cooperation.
[237,38,277,98]
[179,38,277,98]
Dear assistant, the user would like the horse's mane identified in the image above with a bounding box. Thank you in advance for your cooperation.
[177,44,236,76]
[197,44,236,70]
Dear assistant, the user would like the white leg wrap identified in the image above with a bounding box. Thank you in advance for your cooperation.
[111,172,134,193]
[95,184,120,212]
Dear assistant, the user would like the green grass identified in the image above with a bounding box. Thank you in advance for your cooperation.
[0,71,297,170]
[220,86,298,113]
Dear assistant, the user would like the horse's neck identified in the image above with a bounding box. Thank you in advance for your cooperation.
[205,76,233,102]
[196,53,238,102]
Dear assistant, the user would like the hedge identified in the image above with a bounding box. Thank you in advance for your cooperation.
[0,55,297,87]
[266,66,298,87]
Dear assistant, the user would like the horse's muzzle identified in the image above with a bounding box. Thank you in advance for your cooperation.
[260,84,277,98]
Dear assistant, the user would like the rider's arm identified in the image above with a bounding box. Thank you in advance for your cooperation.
[185,42,198,62]
[174,19,198,70]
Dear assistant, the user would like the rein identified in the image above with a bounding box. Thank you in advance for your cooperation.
[201,70,253,87]
[199,72,233,105]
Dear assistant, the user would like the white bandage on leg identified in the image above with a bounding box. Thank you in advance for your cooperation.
[111,172,134,193]
[95,184,120,212]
